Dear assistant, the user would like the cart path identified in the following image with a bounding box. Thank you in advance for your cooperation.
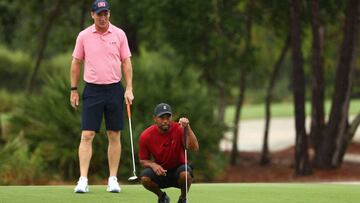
[220,117,360,152]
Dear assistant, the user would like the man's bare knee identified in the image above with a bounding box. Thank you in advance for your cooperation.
[107,130,120,136]
[81,131,95,142]
[141,176,152,186]
[179,171,192,182]
[107,131,120,142]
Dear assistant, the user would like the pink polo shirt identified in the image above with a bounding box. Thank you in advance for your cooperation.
[72,23,132,84]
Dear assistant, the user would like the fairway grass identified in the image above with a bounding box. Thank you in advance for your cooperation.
[0,183,359,203]
[225,99,360,123]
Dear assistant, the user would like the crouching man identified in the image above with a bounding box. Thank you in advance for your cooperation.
[138,103,199,203]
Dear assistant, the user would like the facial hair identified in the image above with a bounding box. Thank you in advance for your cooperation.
[159,123,170,133]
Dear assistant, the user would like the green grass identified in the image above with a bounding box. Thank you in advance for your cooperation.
[225,99,360,123]
[0,183,359,203]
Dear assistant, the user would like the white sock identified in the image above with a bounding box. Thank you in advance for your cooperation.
[109,176,117,181]
[79,176,88,181]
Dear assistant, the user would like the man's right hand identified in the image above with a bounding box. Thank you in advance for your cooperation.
[151,163,167,176]
[70,91,79,109]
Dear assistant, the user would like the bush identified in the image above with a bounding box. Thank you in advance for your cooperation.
[0,89,25,113]
[10,71,81,180]
[0,46,32,91]
[9,47,226,183]
[0,135,44,185]
[0,45,56,91]
[129,47,226,181]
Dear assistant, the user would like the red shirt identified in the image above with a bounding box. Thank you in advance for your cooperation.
[139,122,186,170]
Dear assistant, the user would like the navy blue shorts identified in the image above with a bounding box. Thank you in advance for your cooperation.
[140,164,193,189]
[81,82,124,132]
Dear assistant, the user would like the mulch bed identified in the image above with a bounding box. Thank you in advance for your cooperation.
[217,142,360,182]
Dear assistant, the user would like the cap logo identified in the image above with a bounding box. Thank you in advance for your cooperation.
[163,106,167,110]
[98,2,106,7]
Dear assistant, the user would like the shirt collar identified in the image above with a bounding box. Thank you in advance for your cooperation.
[91,23,113,34]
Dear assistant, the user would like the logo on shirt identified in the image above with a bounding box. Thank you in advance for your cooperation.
[110,41,116,45]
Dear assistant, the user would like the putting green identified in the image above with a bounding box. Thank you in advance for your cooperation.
[0,183,359,203]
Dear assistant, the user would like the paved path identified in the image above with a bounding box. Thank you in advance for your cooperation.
[219,117,360,152]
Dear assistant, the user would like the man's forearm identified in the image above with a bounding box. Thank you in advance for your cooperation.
[186,126,199,151]
[122,58,133,89]
[70,58,82,88]
[139,159,156,168]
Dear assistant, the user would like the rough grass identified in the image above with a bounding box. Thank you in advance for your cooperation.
[0,183,359,203]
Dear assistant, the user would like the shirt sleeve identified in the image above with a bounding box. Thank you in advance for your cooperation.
[138,133,150,160]
[72,33,85,60]
[119,31,132,60]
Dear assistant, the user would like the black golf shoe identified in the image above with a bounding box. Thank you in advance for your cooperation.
[158,192,170,203]
[177,196,187,203]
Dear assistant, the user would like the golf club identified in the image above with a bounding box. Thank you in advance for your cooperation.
[184,127,188,202]
[126,103,138,181]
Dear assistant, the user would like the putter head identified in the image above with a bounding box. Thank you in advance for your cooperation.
[128,175,138,181]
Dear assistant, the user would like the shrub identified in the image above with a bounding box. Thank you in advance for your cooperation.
[10,71,81,180]
[0,135,44,185]
[0,46,32,91]
[10,47,226,183]
[129,47,226,181]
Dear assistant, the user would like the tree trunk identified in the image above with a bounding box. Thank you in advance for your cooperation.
[289,0,312,175]
[309,0,325,152]
[79,0,89,30]
[230,72,246,165]
[212,0,227,123]
[260,36,290,166]
[230,2,252,165]
[27,0,63,92]
[337,113,360,165]
[315,0,359,168]
[217,83,226,123]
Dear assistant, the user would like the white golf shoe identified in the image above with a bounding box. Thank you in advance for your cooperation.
[107,176,121,193]
[74,176,89,193]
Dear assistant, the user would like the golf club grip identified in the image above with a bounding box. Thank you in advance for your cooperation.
[126,103,131,118]
[184,127,187,150]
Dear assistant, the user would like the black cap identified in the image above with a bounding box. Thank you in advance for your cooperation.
[92,0,110,14]
[154,103,172,117]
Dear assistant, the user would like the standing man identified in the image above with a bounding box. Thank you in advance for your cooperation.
[138,103,199,203]
[70,0,133,193]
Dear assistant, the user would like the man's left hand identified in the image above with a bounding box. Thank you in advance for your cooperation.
[124,89,134,105]
[178,117,189,128]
